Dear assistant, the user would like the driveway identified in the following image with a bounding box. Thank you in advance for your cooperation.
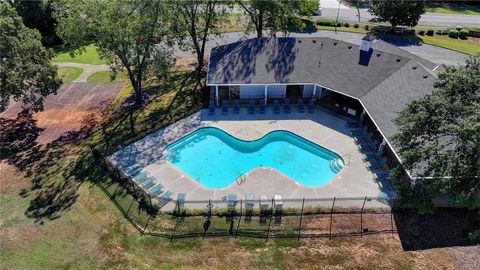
[55,62,110,82]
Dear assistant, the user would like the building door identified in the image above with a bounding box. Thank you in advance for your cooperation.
[286,85,302,103]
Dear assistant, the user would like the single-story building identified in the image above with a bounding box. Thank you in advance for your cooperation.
[206,36,438,179]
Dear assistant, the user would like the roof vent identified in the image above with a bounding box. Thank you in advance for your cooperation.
[334,42,337,46]
[313,40,316,43]
[376,53,381,57]
[348,46,352,49]
[298,40,302,43]
[397,58,401,62]
[423,75,428,79]
[412,66,418,69]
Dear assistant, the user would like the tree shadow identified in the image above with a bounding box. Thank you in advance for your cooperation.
[394,208,479,251]
[375,34,423,47]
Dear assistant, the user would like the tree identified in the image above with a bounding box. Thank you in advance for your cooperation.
[368,0,425,28]
[0,3,61,113]
[55,0,174,107]
[12,0,61,46]
[236,0,306,38]
[392,56,480,210]
[173,0,225,85]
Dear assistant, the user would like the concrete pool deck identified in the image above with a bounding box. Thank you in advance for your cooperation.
[109,106,393,210]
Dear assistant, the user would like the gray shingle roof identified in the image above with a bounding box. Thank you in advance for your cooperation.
[207,37,437,158]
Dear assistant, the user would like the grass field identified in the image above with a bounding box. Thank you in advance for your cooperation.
[57,66,83,83]
[426,3,480,15]
[87,71,128,83]
[52,44,106,65]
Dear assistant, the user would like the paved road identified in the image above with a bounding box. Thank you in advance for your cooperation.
[174,31,468,67]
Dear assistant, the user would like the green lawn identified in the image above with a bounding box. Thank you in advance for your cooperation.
[52,44,106,65]
[426,3,480,15]
[57,66,83,83]
[384,33,480,55]
[86,71,128,83]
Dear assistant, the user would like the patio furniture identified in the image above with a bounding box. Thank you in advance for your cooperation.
[367,157,387,171]
[132,171,149,183]
[260,194,269,211]
[208,101,215,115]
[142,176,157,189]
[147,183,165,197]
[245,193,254,207]
[347,118,363,128]
[259,102,266,113]
[222,100,228,114]
[121,164,141,175]
[273,100,280,113]
[158,191,174,207]
[175,193,186,213]
[284,99,291,113]
[248,100,255,114]
[362,151,381,161]
[227,194,237,210]
[274,194,283,211]
[297,98,304,112]
[233,99,240,113]
[373,171,390,182]
[358,139,379,152]
[354,132,373,144]
[350,126,368,136]
[308,99,315,112]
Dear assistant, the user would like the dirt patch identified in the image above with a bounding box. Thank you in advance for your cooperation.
[1,82,122,144]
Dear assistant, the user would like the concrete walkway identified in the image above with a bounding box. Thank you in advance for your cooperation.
[55,62,110,82]
[174,31,468,66]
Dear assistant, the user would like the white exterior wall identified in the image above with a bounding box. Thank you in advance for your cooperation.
[303,85,315,97]
[266,85,286,98]
[239,85,265,98]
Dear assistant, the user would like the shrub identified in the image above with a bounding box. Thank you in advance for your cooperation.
[426,29,434,36]
[459,29,469,39]
[344,22,350,27]
[449,29,459,38]
[364,25,369,30]
[316,19,337,27]
[468,229,480,244]
[354,23,359,28]
[418,30,425,36]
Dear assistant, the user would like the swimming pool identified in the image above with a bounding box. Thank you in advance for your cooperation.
[163,127,343,188]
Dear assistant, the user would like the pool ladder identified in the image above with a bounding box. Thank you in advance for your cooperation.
[236,174,246,185]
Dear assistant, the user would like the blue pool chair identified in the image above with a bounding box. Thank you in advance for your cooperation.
[373,171,391,182]
[233,99,240,113]
[307,99,315,112]
[350,126,368,136]
[142,176,157,189]
[222,100,228,114]
[347,118,363,128]
[132,171,149,182]
[122,164,141,175]
[273,100,280,113]
[284,99,291,113]
[367,157,387,170]
[147,183,165,197]
[358,139,379,152]
[362,151,381,161]
[353,132,373,144]
[259,102,266,113]
[297,98,304,112]
[158,191,174,207]
[248,100,255,114]
[208,101,215,115]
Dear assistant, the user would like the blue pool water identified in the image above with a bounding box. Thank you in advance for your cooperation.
[164,128,343,188]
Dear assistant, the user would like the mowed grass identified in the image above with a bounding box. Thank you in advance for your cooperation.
[52,44,106,65]
[87,71,128,83]
[419,35,480,55]
[1,164,463,269]
[57,66,83,83]
[426,3,480,15]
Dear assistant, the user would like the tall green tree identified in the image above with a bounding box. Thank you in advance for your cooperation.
[368,0,426,28]
[173,0,225,84]
[0,3,61,113]
[236,0,307,38]
[392,56,480,210]
[55,0,174,107]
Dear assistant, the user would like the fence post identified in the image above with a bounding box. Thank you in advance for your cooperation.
[329,197,336,239]
[235,199,243,238]
[360,196,367,238]
[266,198,274,241]
[297,198,305,241]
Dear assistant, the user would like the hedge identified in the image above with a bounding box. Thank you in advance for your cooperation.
[426,29,434,36]
[459,29,469,39]
[449,29,459,38]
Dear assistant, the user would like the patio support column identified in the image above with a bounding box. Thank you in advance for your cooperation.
[215,85,219,107]
[313,85,317,98]
[377,138,387,155]
[264,85,268,105]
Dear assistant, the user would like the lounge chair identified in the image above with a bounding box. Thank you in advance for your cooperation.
[260,194,269,211]
[248,100,255,113]
[121,164,141,175]
[259,102,266,113]
[307,99,315,112]
[132,171,149,182]
[222,100,228,114]
[297,98,304,112]
[373,171,390,182]
[353,132,373,144]
[245,193,254,206]
[227,194,237,209]
[147,183,165,197]
[142,176,157,189]
[362,151,381,161]
[347,118,363,128]
[208,101,215,115]
[284,99,291,113]
[350,126,368,136]
[367,157,387,170]
[273,100,280,113]
[233,99,240,113]
[158,191,174,207]
[358,139,379,152]
[274,194,283,211]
